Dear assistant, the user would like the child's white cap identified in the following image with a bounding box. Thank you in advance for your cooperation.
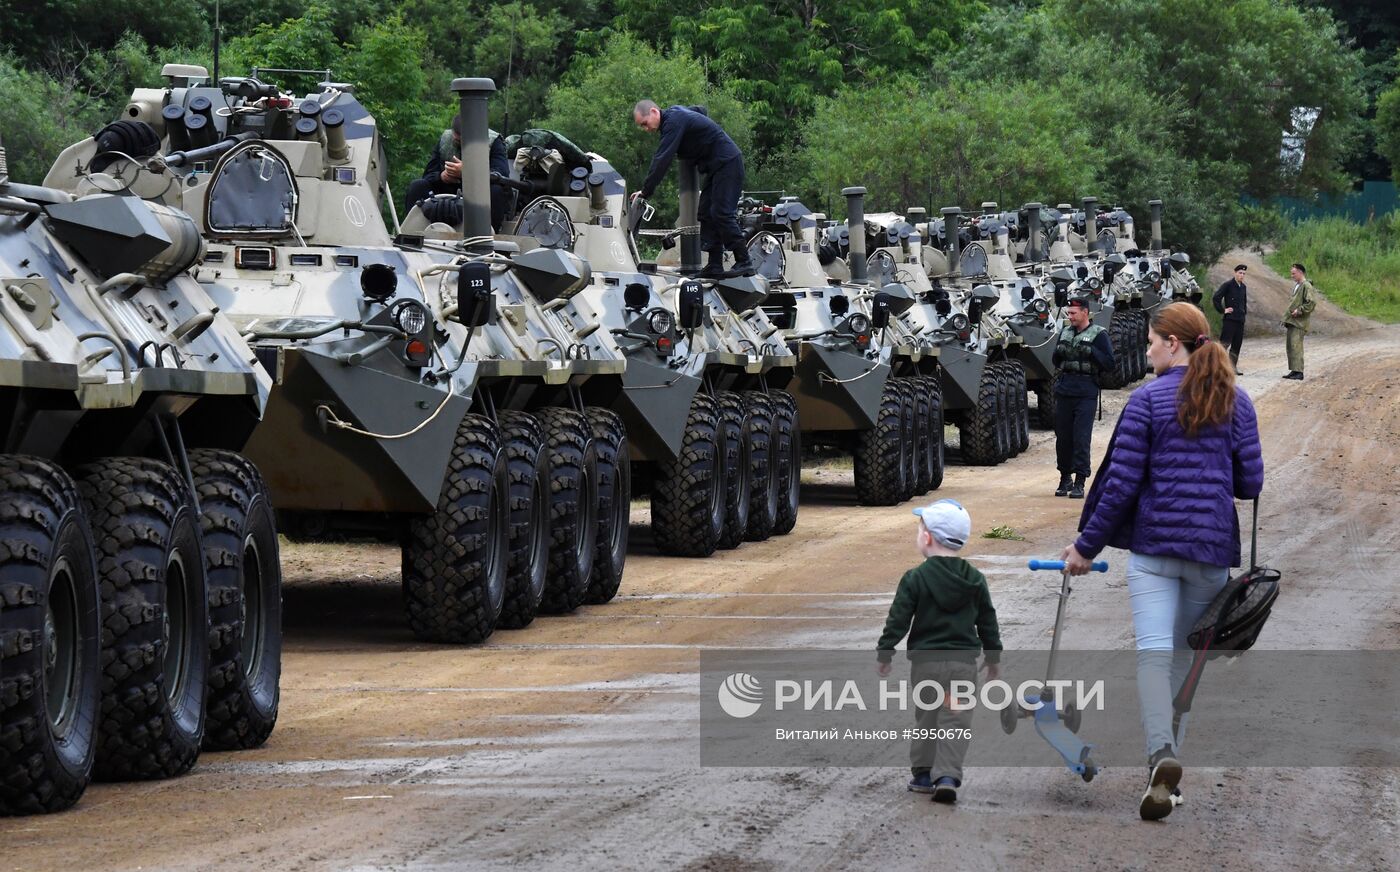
[912,499,971,550]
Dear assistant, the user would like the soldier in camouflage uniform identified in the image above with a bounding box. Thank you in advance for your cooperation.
[1052,297,1116,498]
[1282,262,1317,380]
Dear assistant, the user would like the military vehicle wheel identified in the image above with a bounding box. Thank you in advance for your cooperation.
[854,381,907,505]
[917,376,946,492]
[742,391,779,542]
[959,367,1002,466]
[1033,375,1058,430]
[187,450,282,752]
[716,392,752,551]
[653,393,723,557]
[911,378,933,495]
[1010,361,1031,454]
[536,407,599,613]
[1135,314,1150,381]
[584,408,630,604]
[894,379,918,501]
[74,457,208,781]
[496,412,550,629]
[403,414,508,642]
[770,390,801,536]
[1098,316,1128,390]
[992,363,1015,461]
[0,456,100,815]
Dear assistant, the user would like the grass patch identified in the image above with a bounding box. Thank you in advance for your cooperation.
[1266,215,1400,324]
[982,524,1025,541]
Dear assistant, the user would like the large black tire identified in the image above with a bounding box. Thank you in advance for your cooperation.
[1009,361,1031,455]
[854,381,907,505]
[1099,314,1129,389]
[403,414,508,643]
[1135,313,1150,382]
[715,392,752,551]
[187,450,281,752]
[0,457,100,815]
[495,412,550,629]
[769,390,801,535]
[911,377,933,496]
[992,363,1015,460]
[960,366,1002,466]
[894,379,918,502]
[74,457,208,781]
[535,407,598,613]
[917,375,946,492]
[652,393,724,557]
[584,408,629,604]
[743,391,779,542]
[1033,375,1058,430]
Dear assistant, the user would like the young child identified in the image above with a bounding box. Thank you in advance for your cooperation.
[877,499,1002,803]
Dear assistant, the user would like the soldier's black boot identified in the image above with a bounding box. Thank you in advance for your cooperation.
[697,250,725,279]
[1055,474,1072,497]
[1068,474,1086,499]
[724,248,755,277]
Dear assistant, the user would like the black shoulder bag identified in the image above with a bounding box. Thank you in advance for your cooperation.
[1172,498,1282,715]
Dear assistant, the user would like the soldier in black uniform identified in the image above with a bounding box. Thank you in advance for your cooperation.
[1212,263,1248,374]
[403,115,511,230]
[1051,297,1116,498]
[631,99,753,278]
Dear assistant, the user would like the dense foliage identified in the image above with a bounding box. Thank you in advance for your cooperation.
[1,0,1396,264]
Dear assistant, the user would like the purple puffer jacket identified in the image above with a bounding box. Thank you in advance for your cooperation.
[1076,366,1264,568]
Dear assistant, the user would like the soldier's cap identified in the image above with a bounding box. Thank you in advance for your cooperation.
[1233,264,1248,272]
[1065,296,1091,310]
[913,499,971,551]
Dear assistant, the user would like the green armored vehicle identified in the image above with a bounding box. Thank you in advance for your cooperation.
[2,131,281,815]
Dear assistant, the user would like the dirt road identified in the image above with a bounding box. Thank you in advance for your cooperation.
[3,298,1397,870]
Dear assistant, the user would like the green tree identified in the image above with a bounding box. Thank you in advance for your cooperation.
[614,0,984,156]
[795,75,1099,218]
[340,14,452,200]
[1376,74,1400,180]
[540,32,754,226]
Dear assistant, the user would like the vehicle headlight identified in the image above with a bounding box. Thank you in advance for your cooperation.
[847,313,871,335]
[947,313,970,333]
[1087,277,1103,291]
[646,307,675,335]
[394,300,428,335]
[1030,298,1049,315]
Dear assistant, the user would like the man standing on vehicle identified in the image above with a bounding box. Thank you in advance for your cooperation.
[631,100,753,279]
[1212,263,1248,375]
[1052,296,1115,499]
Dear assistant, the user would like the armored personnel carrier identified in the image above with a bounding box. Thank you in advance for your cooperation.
[906,204,1032,465]
[1,133,281,815]
[46,69,628,642]
[407,130,801,556]
[737,188,946,504]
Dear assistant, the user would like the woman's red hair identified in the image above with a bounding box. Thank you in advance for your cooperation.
[1150,302,1236,436]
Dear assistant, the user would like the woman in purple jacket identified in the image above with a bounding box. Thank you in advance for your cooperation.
[1062,302,1264,821]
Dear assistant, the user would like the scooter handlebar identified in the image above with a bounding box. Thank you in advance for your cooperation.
[1028,559,1108,572]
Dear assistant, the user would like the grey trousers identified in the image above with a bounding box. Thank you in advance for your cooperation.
[909,659,977,783]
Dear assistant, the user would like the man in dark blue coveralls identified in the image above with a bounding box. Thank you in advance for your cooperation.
[631,99,753,278]
[1051,296,1115,499]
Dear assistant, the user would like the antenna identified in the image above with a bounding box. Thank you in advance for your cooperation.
[212,0,221,82]
[502,4,519,134]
